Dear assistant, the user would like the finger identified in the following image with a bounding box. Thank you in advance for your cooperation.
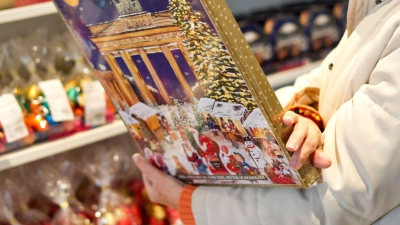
[283,111,300,126]
[133,153,164,181]
[286,120,308,151]
[291,124,321,169]
[310,151,332,169]
[293,133,319,170]
[289,141,303,170]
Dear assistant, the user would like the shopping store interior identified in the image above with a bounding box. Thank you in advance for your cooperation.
[0,0,347,224]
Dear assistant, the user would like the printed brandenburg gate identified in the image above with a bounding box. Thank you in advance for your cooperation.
[87,0,198,106]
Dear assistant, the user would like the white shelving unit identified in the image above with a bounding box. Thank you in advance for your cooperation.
[0,2,57,25]
[0,120,127,172]
[0,3,319,171]
[267,60,322,89]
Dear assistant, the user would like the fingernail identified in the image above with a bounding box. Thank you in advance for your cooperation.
[286,144,295,151]
[283,117,293,125]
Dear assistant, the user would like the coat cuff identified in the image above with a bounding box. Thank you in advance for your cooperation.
[179,185,198,225]
[286,105,325,131]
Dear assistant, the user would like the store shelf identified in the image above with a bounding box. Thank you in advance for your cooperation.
[0,120,127,172]
[267,60,322,89]
[0,2,57,25]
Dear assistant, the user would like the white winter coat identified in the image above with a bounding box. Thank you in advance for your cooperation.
[190,0,400,224]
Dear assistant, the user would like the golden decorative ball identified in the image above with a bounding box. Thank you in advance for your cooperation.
[26,85,42,100]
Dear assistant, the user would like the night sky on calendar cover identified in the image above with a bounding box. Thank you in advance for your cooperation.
[53,0,217,71]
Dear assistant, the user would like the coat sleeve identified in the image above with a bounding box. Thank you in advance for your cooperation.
[274,67,322,109]
[190,28,400,225]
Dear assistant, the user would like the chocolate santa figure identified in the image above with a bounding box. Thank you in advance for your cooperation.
[198,134,230,175]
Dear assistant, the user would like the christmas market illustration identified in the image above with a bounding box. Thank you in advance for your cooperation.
[53,0,307,186]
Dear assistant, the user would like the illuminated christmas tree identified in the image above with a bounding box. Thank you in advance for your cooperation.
[191,99,206,132]
[173,99,192,127]
[169,0,257,110]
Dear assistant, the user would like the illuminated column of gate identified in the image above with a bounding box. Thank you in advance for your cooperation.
[176,43,205,93]
[138,48,173,105]
[160,45,194,102]
[103,54,140,106]
[120,51,156,105]
[177,43,199,79]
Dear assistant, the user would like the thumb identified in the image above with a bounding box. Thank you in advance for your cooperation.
[133,153,164,181]
[310,151,332,169]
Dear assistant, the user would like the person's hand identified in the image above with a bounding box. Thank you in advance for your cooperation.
[283,111,332,170]
[133,154,185,209]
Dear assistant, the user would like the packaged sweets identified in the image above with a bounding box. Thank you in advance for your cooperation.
[300,6,341,61]
[263,14,309,73]
[239,22,272,65]
[333,1,349,37]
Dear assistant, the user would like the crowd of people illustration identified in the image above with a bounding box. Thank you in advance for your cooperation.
[136,105,298,185]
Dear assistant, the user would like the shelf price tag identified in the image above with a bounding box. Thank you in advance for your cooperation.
[0,93,29,143]
[83,81,106,126]
[39,79,74,122]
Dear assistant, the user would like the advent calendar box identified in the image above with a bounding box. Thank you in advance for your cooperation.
[52,0,320,188]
